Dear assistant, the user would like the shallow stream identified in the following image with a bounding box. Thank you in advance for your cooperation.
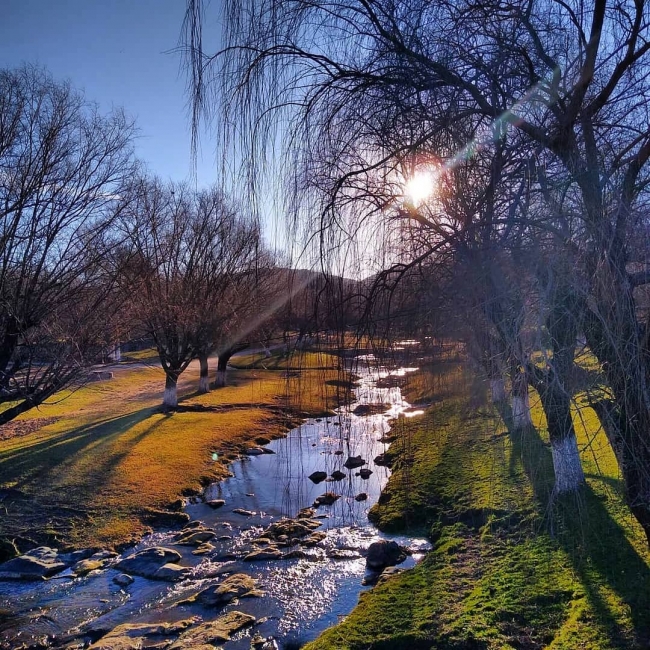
[0,359,430,649]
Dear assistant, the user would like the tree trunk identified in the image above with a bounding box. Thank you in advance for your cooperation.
[198,354,210,393]
[538,386,585,494]
[214,343,248,388]
[511,368,532,429]
[490,377,507,403]
[214,354,229,388]
[583,275,650,545]
[163,373,178,408]
[594,399,650,546]
[0,396,43,426]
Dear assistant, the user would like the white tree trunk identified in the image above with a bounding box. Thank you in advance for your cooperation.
[163,386,178,408]
[198,355,210,393]
[551,435,585,494]
[511,393,532,429]
[215,368,226,388]
[490,378,506,403]
[109,344,121,362]
[163,375,178,408]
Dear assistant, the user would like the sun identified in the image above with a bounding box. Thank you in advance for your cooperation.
[404,169,436,206]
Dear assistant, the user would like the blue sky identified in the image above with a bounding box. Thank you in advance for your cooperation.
[1,0,218,188]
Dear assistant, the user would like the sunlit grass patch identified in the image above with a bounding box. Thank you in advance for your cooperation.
[121,347,159,362]
[229,347,342,370]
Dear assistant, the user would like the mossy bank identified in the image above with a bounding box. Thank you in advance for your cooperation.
[307,359,650,649]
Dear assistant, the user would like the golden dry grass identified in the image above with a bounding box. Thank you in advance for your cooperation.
[0,356,347,551]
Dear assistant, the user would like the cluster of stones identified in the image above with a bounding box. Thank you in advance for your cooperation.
[0,428,410,647]
[307,454,385,504]
[79,568,278,649]
[243,508,326,561]
[175,520,220,556]
[114,546,188,582]
[0,546,118,581]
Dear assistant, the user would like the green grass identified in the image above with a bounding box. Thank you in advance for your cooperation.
[307,361,650,650]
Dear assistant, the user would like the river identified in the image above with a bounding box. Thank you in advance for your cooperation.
[0,358,430,649]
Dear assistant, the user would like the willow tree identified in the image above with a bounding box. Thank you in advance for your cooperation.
[184,0,650,534]
[0,65,135,424]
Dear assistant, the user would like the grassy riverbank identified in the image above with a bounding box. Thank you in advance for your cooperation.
[308,358,650,649]
[0,351,347,555]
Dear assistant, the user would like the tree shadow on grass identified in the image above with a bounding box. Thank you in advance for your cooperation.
[0,406,163,495]
[0,405,175,548]
[499,402,650,647]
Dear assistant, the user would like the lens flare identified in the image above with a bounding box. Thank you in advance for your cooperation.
[405,170,435,206]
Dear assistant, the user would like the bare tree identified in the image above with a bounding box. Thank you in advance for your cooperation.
[0,65,135,424]
[119,178,269,406]
[189,188,273,391]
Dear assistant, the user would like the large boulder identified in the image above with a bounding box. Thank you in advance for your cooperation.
[193,573,263,606]
[175,528,216,546]
[343,455,366,469]
[0,547,66,580]
[192,542,215,556]
[72,558,108,577]
[265,518,321,540]
[89,619,195,650]
[115,547,182,580]
[169,611,255,648]
[308,471,327,483]
[243,547,283,561]
[366,540,408,570]
[153,563,190,582]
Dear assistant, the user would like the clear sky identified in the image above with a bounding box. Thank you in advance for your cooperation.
[1,0,218,188]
